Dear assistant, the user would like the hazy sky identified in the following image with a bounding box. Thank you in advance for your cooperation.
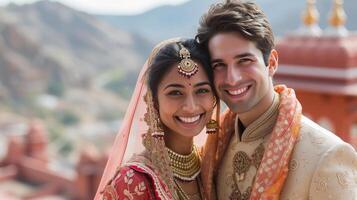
[0,0,190,15]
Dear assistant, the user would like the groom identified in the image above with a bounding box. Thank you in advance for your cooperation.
[196,0,357,199]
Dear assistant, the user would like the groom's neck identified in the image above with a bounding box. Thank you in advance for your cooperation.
[238,90,275,128]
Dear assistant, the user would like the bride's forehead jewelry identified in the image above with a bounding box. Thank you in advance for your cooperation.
[177,43,198,78]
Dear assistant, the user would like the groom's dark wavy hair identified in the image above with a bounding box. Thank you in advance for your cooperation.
[147,39,217,108]
[195,0,275,66]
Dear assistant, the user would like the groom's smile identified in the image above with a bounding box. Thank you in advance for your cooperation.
[208,32,273,114]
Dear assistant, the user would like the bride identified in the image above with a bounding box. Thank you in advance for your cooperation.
[95,38,219,199]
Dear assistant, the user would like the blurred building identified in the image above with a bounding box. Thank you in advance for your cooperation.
[0,120,107,199]
[275,0,357,148]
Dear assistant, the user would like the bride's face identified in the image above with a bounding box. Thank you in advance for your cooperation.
[157,62,215,138]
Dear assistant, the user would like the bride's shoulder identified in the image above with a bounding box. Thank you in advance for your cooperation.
[100,166,153,200]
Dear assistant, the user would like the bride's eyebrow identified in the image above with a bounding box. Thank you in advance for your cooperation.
[194,82,210,87]
[164,81,210,90]
[164,83,184,90]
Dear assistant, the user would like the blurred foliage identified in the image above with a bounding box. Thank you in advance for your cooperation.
[102,68,137,100]
[56,109,80,126]
[58,139,74,156]
[48,123,65,142]
[98,109,123,121]
[32,104,52,119]
[47,80,65,97]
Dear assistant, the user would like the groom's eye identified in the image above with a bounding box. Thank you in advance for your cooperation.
[212,63,225,70]
[238,58,253,65]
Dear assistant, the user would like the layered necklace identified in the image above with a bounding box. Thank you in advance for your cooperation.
[166,145,201,182]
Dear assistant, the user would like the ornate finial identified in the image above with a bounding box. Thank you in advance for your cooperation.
[329,0,346,27]
[294,0,321,36]
[303,0,319,26]
[177,43,198,78]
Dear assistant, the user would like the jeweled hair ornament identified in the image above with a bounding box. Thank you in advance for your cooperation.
[177,43,198,78]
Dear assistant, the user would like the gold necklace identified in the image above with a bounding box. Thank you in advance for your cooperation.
[167,145,201,182]
[174,178,203,200]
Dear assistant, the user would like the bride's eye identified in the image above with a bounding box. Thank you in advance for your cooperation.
[167,90,182,96]
[196,88,211,94]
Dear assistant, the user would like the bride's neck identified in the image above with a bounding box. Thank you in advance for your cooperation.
[164,131,193,155]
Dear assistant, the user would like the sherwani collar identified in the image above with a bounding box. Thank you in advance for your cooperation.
[235,92,280,142]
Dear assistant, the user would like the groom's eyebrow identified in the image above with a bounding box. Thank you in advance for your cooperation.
[235,53,254,59]
[211,58,223,64]
[211,53,255,64]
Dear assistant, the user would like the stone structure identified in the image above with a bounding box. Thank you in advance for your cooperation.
[0,120,107,199]
[275,0,357,147]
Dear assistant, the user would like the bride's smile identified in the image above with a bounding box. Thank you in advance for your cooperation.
[157,63,215,139]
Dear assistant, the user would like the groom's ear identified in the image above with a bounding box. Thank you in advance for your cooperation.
[268,49,278,77]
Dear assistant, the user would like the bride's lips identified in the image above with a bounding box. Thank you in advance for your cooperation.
[175,113,204,128]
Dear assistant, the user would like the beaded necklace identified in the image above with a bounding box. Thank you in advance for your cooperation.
[167,145,201,182]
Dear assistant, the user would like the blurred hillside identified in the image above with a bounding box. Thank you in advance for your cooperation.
[98,0,357,43]
[0,0,152,110]
[0,0,153,167]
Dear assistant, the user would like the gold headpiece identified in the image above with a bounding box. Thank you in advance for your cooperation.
[177,43,198,78]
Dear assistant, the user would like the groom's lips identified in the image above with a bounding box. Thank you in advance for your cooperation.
[224,84,252,100]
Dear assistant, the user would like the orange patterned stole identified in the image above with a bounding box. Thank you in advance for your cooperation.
[250,85,302,199]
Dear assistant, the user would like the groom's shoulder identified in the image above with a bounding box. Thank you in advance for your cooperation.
[295,116,347,155]
[292,115,354,160]
[281,116,357,198]
[299,115,345,146]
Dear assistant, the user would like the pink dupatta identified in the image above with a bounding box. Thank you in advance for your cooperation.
[95,39,181,200]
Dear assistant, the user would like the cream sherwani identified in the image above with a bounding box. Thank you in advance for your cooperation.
[216,94,357,200]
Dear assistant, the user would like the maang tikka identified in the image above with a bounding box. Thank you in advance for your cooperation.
[177,43,198,78]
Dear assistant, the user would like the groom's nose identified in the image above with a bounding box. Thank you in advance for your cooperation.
[226,65,242,86]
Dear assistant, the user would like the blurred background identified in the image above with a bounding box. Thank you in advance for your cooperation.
[0,0,356,199]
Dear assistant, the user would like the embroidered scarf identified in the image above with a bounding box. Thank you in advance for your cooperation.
[250,85,302,199]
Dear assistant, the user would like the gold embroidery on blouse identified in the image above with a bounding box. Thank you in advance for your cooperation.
[102,185,118,200]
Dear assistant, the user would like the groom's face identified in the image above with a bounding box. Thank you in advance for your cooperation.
[208,32,275,113]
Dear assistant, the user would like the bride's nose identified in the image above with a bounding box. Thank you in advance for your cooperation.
[181,94,199,112]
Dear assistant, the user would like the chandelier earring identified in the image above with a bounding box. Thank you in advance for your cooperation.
[143,90,165,138]
[206,119,218,134]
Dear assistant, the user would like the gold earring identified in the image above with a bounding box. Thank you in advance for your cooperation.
[206,119,218,134]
